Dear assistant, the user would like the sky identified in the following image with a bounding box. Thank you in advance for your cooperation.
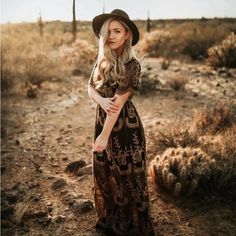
[1,0,236,24]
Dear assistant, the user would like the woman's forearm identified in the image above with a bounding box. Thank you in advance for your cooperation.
[88,84,103,105]
[101,92,131,139]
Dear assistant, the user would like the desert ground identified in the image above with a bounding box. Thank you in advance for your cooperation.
[1,19,236,236]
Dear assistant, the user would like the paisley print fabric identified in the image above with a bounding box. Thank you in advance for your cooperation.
[89,58,155,236]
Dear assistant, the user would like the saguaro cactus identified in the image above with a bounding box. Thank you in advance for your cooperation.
[38,11,44,38]
[72,0,77,41]
[147,10,151,33]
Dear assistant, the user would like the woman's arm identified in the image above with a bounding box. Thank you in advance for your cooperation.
[88,83,119,115]
[87,83,103,105]
[93,91,131,152]
[101,92,131,139]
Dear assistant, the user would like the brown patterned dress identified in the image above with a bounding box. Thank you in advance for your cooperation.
[89,57,155,236]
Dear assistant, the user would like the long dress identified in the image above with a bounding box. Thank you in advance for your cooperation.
[89,57,155,236]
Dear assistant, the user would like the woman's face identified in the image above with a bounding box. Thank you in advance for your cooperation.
[107,20,130,55]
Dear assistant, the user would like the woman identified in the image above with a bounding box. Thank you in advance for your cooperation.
[88,9,156,236]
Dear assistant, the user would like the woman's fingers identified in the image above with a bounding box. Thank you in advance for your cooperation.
[93,144,105,152]
[110,95,117,101]
[109,102,119,108]
[109,106,119,112]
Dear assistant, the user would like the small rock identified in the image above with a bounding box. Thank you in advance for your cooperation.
[36,215,51,226]
[24,210,48,219]
[51,163,60,167]
[72,200,94,215]
[65,137,74,144]
[28,181,40,189]
[51,178,67,190]
[15,139,20,145]
[55,215,66,223]
[185,222,191,226]
[64,160,86,175]
[27,88,37,98]
[5,190,20,203]
[32,196,40,201]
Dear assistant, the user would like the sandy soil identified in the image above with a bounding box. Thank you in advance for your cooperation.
[1,58,236,236]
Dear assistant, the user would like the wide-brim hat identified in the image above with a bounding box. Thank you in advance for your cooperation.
[92,9,139,46]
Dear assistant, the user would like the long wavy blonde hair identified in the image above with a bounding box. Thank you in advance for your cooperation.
[92,18,137,89]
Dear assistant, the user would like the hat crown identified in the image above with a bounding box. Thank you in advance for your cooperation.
[110,9,129,20]
[92,9,139,46]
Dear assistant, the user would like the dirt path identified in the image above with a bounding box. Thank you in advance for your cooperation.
[1,58,236,236]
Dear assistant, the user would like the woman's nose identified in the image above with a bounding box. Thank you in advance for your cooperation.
[108,32,114,39]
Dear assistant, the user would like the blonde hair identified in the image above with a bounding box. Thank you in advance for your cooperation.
[93,18,137,89]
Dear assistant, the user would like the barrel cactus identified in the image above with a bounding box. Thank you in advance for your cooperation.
[150,147,215,197]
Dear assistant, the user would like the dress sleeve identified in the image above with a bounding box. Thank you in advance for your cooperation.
[88,60,98,88]
[115,58,141,97]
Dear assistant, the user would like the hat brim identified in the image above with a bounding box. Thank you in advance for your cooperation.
[92,13,139,46]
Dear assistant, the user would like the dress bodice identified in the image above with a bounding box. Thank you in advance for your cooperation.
[88,57,141,99]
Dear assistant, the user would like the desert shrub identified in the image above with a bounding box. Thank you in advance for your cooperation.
[171,21,234,61]
[137,30,172,57]
[22,53,61,87]
[2,23,96,92]
[166,75,188,91]
[1,53,18,91]
[154,124,200,153]
[180,30,216,60]
[61,39,97,76]
[200,127,236,197]
[192,103,236,135]
[48,32,74,48]
[138,71,161,94]
[207,32,236,68]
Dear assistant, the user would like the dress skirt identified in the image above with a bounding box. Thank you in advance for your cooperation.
[92,99,155,236]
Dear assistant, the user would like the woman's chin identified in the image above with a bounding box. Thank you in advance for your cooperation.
[109,46,117,50]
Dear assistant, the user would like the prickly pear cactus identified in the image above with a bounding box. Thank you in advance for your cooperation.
[150,147,216,197]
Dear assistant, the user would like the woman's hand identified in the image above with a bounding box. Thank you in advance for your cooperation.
[99,95,119,116]
[92,133,108,153]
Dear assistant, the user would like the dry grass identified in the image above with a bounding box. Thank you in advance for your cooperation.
[11,198,33,225]
[153,120,200,154]
[192,103,236,135]
[1,22,96,93]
